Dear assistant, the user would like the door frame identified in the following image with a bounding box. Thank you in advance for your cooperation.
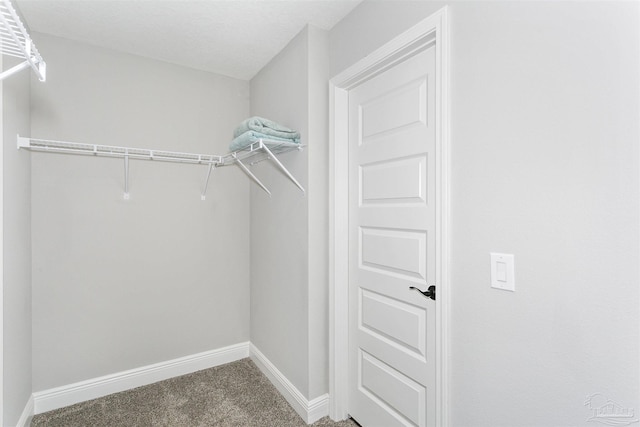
[328,7,450,425]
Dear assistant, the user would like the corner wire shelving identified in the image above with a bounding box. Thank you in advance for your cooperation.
[17,135,305,200]
[0,0,46,82]
[222,139,305,196]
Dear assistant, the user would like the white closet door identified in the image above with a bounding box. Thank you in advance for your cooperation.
[348,45,437,427]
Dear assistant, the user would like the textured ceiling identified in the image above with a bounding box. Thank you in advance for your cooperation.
[15,0,361,80]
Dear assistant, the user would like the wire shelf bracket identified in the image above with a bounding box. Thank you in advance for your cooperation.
[0,0,46,82]
[201,162,216,200]
[232,151,271,196]
[222,140,305,197]
[17,135,305,199]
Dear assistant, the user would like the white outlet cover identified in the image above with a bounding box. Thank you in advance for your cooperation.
[490,253,515,291]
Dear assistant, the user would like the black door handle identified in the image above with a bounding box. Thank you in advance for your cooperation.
[409,285,436,300]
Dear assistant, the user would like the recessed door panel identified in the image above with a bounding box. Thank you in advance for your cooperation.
[360,78,427,144]
[360,227,427,281]
[360,155,427,206]
[360,289,426,358]
[359,350,426,427]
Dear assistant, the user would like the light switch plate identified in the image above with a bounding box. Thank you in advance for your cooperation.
[490,253,515,291]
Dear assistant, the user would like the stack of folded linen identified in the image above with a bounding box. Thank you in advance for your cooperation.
[229,116,301,151]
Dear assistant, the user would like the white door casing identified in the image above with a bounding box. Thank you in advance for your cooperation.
[329,7,449,426]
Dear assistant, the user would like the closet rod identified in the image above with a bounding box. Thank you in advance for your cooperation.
[17,136,222,165]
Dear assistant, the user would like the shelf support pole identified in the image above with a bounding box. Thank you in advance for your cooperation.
[0,61,31,81]
[124,150,130,200]
[201,162,215,200]
[260,141,305,194]
[232,153,271,196]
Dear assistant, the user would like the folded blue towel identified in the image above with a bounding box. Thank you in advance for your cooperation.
[233,116,300,140]
[229,130,300,152]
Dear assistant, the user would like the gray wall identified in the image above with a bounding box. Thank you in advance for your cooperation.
[249,25,330,400]
[330,1,639,425]
[249,27,310,397]
[30,34,251,391]
[1,55,32,426]
[306,25,329,400]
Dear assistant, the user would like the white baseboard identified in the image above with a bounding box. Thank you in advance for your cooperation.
[31,341,329,424]
[250,344,328,424]
[16,394,34,427]
[33,341,250,415]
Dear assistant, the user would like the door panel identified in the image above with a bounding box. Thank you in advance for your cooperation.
[360,289,427,357]
[360,155,428,205]
[359,77,427,142]
[360,227,427,280]
[348,46,436,427]
[359,350,426,426]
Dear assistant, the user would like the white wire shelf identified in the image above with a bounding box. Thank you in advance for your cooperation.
[17,135,305,199]
[0,0,46,81]
[221,139,303,166]
[18,136,222,165]
[221,139,305,196]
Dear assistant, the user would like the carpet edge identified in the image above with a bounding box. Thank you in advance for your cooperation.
[32,341,250,415]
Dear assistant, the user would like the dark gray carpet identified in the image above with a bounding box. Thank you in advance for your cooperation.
[31,358,357,427]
